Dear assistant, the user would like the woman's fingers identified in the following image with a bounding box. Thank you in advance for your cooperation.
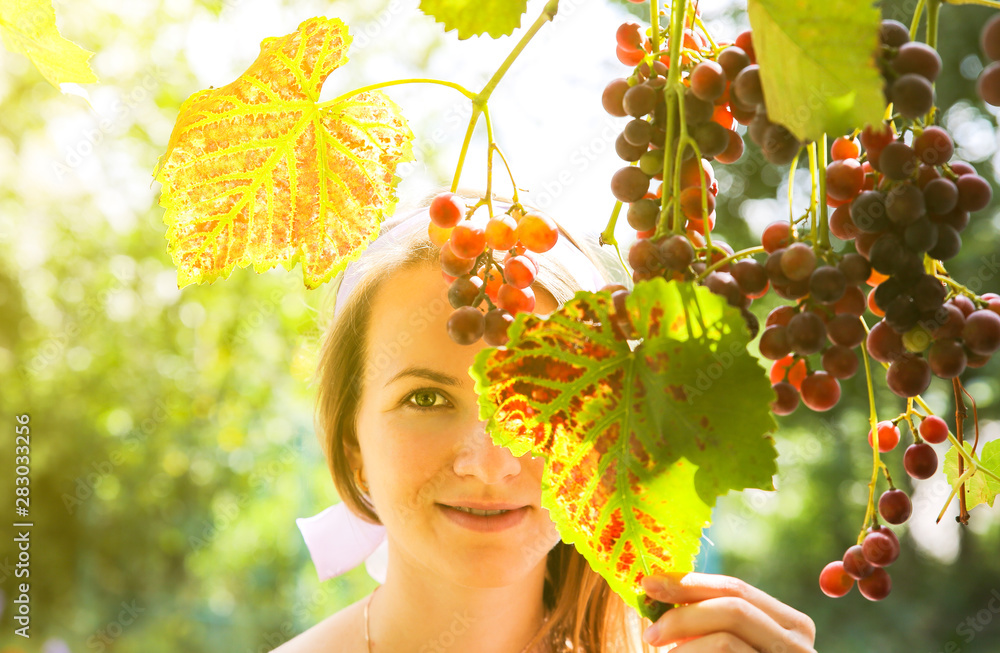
[669,631,758,653]
[642,572,816,638]
[642,597,813,651]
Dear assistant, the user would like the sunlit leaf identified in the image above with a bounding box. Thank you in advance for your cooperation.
[943,440,1000,511]
[419,0,528,39]
[154,17,414,289]
[0,0,98,87]
[471,278,778,614]
[747,0,885,142]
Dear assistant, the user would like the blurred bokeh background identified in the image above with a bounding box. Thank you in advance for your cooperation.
[1,0,999,651]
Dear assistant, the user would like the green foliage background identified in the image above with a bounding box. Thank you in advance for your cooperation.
[1,1,999,652]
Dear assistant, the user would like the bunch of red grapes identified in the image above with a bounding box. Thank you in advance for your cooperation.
[604,20,772,333]
[429,192,561,346]
[819,414,950,601]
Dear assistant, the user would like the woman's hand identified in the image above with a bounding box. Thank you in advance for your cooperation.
[640,572,817,652]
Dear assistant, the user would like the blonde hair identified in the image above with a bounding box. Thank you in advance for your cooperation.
[312,192,655,653]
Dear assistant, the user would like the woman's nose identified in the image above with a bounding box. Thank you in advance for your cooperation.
[452,421,521,483]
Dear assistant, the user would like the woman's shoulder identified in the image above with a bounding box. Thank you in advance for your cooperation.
[270,593,368,653]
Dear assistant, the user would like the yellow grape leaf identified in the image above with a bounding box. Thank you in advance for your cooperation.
[0,0,98,87]
[154,17,414,289]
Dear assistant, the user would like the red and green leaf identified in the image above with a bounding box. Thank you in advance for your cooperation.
[471,278,778,614]
[154,17,414,289]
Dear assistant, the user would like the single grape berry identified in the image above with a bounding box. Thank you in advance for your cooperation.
[800,371,841,412]
[690,61,726,101]
[868,420,901,453]
[919,415,949,444]
[483,308,513,347]
[516,212,559,253]
[858,567,892,601]
[981,14,1000,61]
[611,166,651,203]
[503,255,537,290]
[886,354,932,398]
[450,222,487,259]
[843,545,874,580]
[485,215,518,251]
[819,561,855,598]
[862,526,900,567]
[448,275,483,309]
[771,381,800,415]
[429,192,465,228]
[878,489,913,524]
[447,306,485,345]
[602,78,630,117]
[904,443,938,479]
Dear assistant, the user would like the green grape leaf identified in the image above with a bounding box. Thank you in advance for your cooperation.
[418,0,528,39]
[746,0,885,142]
[943,440,1000,511]
[470,278,778,613]
[0,0,98,88]
[154,17,414,289]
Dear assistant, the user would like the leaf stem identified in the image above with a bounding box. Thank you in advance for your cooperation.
[909,0,927,41]
[693,246,765,282]
[858,317,883,542]
[600,201,632,278]
[657,0,688,237]
[322,78,476,107]
[818,134,830,250]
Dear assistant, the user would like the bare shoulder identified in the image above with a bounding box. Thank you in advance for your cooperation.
[270,594,368,653]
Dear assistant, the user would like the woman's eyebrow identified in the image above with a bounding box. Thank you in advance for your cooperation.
[387,366,464,387]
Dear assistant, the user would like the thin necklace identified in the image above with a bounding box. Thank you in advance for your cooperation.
[364,585,551,653]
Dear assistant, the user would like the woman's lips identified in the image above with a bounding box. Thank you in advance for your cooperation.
[437,504,530,532]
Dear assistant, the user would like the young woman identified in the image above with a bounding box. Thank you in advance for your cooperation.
[275,194,818,653]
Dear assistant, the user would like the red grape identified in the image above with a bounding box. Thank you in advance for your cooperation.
[819,561,855,598]
[918,415,949,444]
[903,443,938,479]
[516,212,559,253]
[878,489,912,524]
[800,371,841,411]
[843,544,874,580]
[858,567,892,601]
[429,192,464,228]
[447,306,485,345]
[868,420,900,453]
[450,222,487,259]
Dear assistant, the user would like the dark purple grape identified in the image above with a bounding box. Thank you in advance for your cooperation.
[616,132,647,162]
[886,353,932,398]
[822,344,859,379]
[623,119,653,147]
[809,266,847,304]
[448,275,483,309]
[885,182,925,224]
[859,568,892,601]
[693,121,729,158]
[733,64,763,106]
[447,306,485,345]
[927,223,961,260]
[903,218,938,253]
[627,199,659,232]
[879,489,912,524]
[623,83,656,117]
[879,142,918,181]
[771,381,799,415]
[904,443,938,479]
[923,177,958,214]
[978,61,1000,106]
[867,319,904,363]
[611,167,651,203]
[879,20,910,48]
[684,90,714,124]
[718,46,751,80]
[851,191,889,233]
[911,274,947,313]
[787,311,827,355]
[838,253,871,286]
[843,545,874,580]
[483,308,513,346]
[827,313,866,347]
[762,124,801,165]
[956,174,992,212]
[862,526,900,568]
[927,338,967,378]
[892,42,942,82]
[731,259,768,296]
[892,74,935,119]
[659,235,695,271]
[628,237,664,273]
[759,325,792,360]
[931,206,969,233]
[913,127,953,166]
[963,309,1000,355]
[704,271,745,308]
[869,233,906,275]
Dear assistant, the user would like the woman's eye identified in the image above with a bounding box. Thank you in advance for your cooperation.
[404,389,451,412]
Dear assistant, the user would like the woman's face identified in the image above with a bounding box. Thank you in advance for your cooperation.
[350,261,562,587]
